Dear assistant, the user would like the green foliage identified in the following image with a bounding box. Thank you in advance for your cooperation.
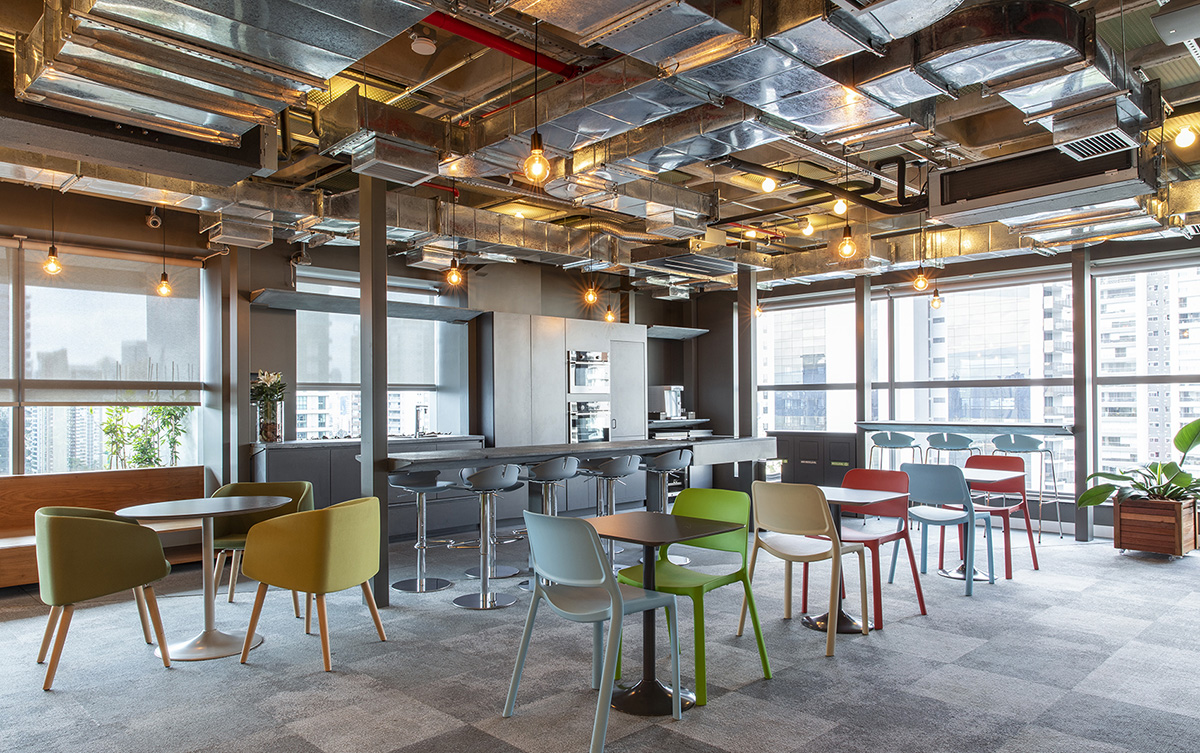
[250,370,288,404]
[101,405,192,469]
[1078,418,1200,507]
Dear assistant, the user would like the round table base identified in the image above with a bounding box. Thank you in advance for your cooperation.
[610,679,695,716]
[392,577,454,593]
[465,565,520,579]
[453,592,518,610]
[937,563,990,582]
[800,609,866,635]
[158,629,261,661]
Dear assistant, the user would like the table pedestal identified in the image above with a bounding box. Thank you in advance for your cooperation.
[938,563,989,581]
[800,609,865,635]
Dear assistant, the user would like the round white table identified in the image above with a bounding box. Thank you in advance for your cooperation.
[118,495,291,661]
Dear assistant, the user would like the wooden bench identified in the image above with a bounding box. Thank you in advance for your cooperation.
[0,466,206,588]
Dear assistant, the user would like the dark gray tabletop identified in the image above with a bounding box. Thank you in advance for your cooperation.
[117,496,291,520]
[587,511,742,547]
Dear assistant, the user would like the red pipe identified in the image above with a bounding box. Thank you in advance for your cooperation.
[422,12,577,78]
[422,182,460,199]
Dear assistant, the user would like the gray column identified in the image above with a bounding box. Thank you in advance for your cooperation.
[737,268,758,488]
[201,248,238,491]
[359,175,390,605]
[1072,249,1094,541]
[854,276,873,469]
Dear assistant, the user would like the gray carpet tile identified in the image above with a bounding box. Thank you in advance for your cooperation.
[3,527,1200,752]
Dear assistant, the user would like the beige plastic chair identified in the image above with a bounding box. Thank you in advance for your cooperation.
[738,481,868,656]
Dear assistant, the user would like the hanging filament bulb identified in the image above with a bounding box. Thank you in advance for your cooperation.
[913,266,929,291]
[761,176,776,193]
[833,197,847,215]
[604,305,616,323]
[523,131,550,182]
[744,228,758,239]
[754,304,763,318]
[445,257,463,285]
[156,271,172,297]
[584,287,599,305]
[801,218,814,236]
[44,245,63,275]
[931,287,943,309]
[1177,127,1197,148]
[837,226,856,259]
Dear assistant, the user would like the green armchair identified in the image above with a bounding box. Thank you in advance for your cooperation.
[34,507,172,690]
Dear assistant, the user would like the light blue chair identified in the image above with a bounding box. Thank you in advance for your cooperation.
[869,432,921,469]
[504,511,681,753]
[993,434,1061,541]
[924,432,980,464]
[901,463,995,597]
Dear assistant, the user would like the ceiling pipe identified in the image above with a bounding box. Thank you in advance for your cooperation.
[712,156,928,216]
[422,12,578,79]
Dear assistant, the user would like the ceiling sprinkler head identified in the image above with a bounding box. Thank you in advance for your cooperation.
[410,31,437,56]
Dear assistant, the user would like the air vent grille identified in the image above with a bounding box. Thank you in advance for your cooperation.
[1058,130,1141,161]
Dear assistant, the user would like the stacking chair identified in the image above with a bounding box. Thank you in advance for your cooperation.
[504,511,681,753]
[924,433,980,463]
[992,434,1061,541]
[239,497,386,672]
[211,481,314,611]
[901,464,995,597]
[617,488,770,706]
[869,432,920,469]
[34,507,172,690]
[960,455,1038,580]
[738,483,867,658]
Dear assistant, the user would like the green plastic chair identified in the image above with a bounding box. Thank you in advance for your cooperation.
[616,488,771,705]
[239,496,386,672]
[211,481,314,609]
[34,507,172,690]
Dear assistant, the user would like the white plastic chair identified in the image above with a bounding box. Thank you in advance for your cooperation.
[738,481,868,657]
[504,511,681,753]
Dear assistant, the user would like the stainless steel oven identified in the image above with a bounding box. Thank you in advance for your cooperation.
[568,400,611,443]
[568,350,609,394]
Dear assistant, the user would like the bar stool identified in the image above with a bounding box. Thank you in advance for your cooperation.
[924,433,981,464]
[579,455,640,563]
[992,434,1061,542]
[517,456,580,592]
[643,449,693,566]
[453,464,524,610]
[388,470,455,594]
[869,432,921,470]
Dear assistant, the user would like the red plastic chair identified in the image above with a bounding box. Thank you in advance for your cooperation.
[801,469,926,630]
[944,455,1038,580]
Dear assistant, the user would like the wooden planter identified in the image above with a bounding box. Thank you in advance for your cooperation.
[1113,497,1199,556]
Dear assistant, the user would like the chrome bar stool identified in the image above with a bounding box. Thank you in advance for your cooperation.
[869,432,921,470]
[388,470,455,594]
[924,433,981,464]
[579,455,640,563]
[993,434,1061,542]
[517,456,579,592]
[643,449,693,565]
[453,464,524,610]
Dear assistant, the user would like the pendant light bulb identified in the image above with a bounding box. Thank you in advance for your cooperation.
[744,228,757,239]
[523,131,550,183]
[833,198,847,215]
[584,287,599,305]
[1177,127,1197,148]
[754,304,763,318]
[156,271,172,297]
[801,218,814,236]
[604,305,616,323]
[913,267,929,291]
[931,287,943,309]
[837,226,856,259]
[43,245,63,275]
[446,257,463,286]
[761,176,776,193]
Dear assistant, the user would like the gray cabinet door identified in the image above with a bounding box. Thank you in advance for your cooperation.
[610,339,646,440]
[530,315,567,444]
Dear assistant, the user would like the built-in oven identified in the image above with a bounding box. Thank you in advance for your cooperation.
[568,400,611,443]
[568,350,609,394]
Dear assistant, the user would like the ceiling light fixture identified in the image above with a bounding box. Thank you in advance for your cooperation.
[930,287,943,309]
[445,257,463,285]
[801,218,814,236]
[156,216,172,296]
[522,21,550,184]
[754,304,763,317]
[913,268,929,291]
[1177,127,1197,148]
[837,225,856,259]
[744,228,758,239]
[44,193,62,275]
[833,197,847,215]
[761,176,776,193]
[604,304,616,323]
[584,286,599,305]
[410,30,436,56]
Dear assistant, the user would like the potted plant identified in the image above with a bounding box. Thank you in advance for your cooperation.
[250,370,288,443]
[1078,418,1200,556]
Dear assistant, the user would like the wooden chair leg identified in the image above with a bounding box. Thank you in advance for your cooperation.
[361,582,386,642]
[316,594,332,671]
[1001,513,1014,579]
[133,587,152,644]
[143,586,171,667]
[241,582,269,663]
[227,550,242,603]
[305,593,314,635]
[38,606,62,664]
[43,604,74,690]
[213,550,227,584]
[292,590,301,619]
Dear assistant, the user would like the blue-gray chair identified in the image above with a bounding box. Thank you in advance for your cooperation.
[901,463,995,597]
[924,432,980,464]
[870,432,920,469]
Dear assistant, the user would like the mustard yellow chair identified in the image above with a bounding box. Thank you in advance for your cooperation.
[211,481,314,611]
[239,497,386,671]
[34,507,172,690]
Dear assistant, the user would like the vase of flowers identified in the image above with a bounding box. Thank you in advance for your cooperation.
[251,370,287,443]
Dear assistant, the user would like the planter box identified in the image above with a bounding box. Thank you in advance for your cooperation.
[1113,497,1199,556]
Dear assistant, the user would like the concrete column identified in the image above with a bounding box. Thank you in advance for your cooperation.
[854,276,873,469]
[1072,249,1094,541]
[737,268,758,488]
[201,248,238,491]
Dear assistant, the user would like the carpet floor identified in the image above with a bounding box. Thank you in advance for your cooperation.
[2,521,1199,753]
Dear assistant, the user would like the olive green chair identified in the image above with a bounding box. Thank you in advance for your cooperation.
[211,481,314,610]
[239,496,386,672]
[616,488,771,705]
[34,507,172,690]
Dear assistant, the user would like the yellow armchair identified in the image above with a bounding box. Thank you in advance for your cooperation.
[34,507,172,690]
[239,496,386,671]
